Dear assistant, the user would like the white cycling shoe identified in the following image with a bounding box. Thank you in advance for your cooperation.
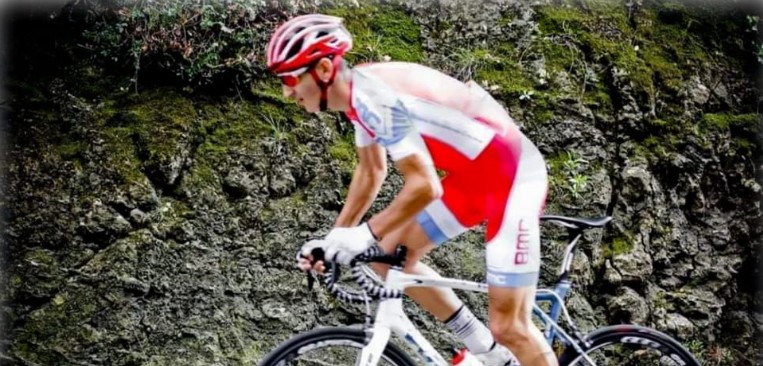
[474,343,521,366]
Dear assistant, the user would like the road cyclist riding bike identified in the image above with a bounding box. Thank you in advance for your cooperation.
[266,13,553,365]
[260,14,701,366]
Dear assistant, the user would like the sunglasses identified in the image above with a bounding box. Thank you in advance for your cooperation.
[278,66,310,87]
[277,56,335,87]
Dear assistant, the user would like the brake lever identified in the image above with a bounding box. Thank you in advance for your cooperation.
[307,271,316,291]
[305,247,326,292]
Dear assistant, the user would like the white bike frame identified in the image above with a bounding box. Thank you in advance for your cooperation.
[354,268,488,366]
[319,216,611,366]
[352,266,594,366]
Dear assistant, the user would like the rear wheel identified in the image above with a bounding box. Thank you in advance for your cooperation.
[257,327,417,366]
[559,325,701,366]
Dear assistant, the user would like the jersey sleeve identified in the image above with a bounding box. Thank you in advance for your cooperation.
[349,69,443,196]
[350,71,417,160]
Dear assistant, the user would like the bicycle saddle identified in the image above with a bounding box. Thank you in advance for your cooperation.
[541,215,613,229]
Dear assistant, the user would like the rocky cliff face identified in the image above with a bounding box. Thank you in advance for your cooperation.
[1,0,761,365]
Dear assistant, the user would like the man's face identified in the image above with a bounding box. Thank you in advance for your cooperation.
[281,67,322,113]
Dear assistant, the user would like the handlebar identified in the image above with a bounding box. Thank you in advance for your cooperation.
[306,245,408,304]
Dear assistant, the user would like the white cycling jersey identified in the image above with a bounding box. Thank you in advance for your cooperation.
[344,62,548,288]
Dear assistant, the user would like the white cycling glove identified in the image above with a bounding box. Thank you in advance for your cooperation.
[300,223,378,265]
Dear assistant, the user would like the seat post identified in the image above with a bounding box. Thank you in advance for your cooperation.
[558,229,584,280]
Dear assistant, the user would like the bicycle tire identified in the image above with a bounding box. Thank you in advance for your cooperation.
[257,326,418,366]
[558,324,701,366]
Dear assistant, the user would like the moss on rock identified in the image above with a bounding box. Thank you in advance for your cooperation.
[700,112,758,132]
[328,136,357,174]
[323,2,425,63]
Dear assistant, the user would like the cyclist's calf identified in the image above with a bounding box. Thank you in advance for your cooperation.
[489,286,559,366]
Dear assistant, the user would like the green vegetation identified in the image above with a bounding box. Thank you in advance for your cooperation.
[700,112,758,132]
[548,151,591,202]
[538,4,642,99]
[475,65,535,99]
[100,125,146,185]
[687,339,707,361]
[23,249,57,268]
[699,112,760,155]
[601,233,635,259]
[80,0,271,89]
[687,339,740,366]
[13,286,101,365]
[90,85,312,191]
[534,0,718,109]
[98,89,196,185]
[611,235,634,255]
[328,137,357,174]
[451,48,502,81]
[322,3,425,63]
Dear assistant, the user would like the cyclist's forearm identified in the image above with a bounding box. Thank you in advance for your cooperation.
[367,175,438,238]
[334,165,386,227]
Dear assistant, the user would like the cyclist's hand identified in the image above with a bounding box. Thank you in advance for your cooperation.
[322,223,377,264]
[297,240,327,273]
[299,223,377,267]
[298,257,326,273]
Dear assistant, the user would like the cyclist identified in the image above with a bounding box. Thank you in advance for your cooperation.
[266,14,556,366]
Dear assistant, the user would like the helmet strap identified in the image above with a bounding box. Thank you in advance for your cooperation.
[309,56,342,112]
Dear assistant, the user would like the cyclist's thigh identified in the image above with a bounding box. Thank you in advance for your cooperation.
[485,135,548,288]
[378,218,433,254]
[415,175,485,247]
[373,219,436,275]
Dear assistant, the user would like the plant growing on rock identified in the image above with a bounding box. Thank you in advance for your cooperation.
[550,151,591,202]
[79,0,282,90]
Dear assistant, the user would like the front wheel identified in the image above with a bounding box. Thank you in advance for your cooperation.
[257,326,417,366]
[559,324,701,366]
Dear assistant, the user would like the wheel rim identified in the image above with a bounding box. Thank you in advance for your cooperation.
[272,338,402,366]
[565,339,696,366]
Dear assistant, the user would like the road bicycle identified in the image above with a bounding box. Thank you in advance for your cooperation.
[258,215,701,366]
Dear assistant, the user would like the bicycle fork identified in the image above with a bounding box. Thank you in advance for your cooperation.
[357,269,452,366]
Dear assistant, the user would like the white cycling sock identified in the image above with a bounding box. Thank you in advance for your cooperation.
[444,305,495,354]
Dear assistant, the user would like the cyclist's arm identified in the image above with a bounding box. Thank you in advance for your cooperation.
[367,152,440,239]
[346,71,442,238]
[334,142,387,227]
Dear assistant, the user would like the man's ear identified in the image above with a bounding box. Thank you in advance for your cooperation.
[317,57,334,83]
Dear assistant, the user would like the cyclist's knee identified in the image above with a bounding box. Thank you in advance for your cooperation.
[369,247,423,280]
[402,249,425,273]
[490,319,533,349]
[488,286,536,347]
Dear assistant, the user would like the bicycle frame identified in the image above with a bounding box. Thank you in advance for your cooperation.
[356,253,589,365]
[340,218,603,366]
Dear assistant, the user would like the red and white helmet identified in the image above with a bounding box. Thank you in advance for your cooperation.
[266,14,353,75]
